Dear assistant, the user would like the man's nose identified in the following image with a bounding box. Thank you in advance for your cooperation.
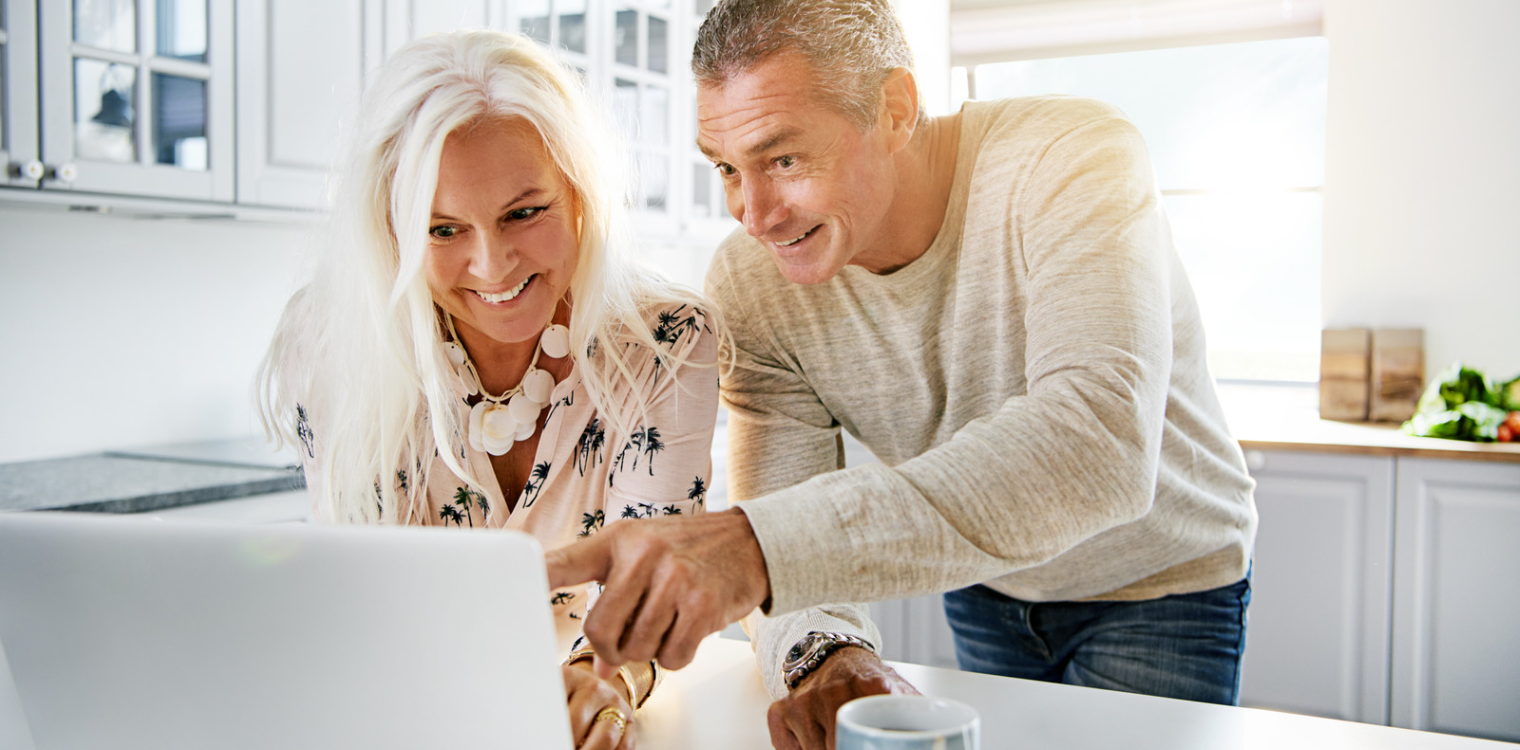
[734,179,784,238]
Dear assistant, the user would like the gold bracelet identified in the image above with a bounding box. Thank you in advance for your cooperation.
[566,647,644,709]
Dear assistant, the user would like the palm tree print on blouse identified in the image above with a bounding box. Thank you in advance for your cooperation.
[619,501,682,520]
[295,404,315,458]
[574,419,606,476]
[615,426,664,475]
[651,305,710,347]
[440,486,488,527]
[521,461,552,508]
[578,509,605,537]
[550,591,575,606]
[688,476,707,510]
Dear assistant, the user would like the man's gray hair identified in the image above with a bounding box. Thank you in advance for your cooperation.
[692,0,920,131]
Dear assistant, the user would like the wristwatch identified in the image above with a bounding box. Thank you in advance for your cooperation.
[782,631,876,691]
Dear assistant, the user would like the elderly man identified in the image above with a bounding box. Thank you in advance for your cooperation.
[548,1,1258,747]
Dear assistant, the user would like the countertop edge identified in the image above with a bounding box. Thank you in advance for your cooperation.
[39,475,306,514]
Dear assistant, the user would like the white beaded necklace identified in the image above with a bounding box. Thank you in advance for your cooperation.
[442,313,571,456]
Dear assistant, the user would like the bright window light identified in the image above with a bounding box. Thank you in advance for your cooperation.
[974,36,1329,382]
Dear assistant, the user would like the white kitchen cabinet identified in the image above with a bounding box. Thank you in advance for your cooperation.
[1,0,40,188]
[381,0,499,59]
[1238,450,1395,724]
[34,0,235,201]
[870,593,959,670]
[1390,458,1520,743]
[235,0,373,208]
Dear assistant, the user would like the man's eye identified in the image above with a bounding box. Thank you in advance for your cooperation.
[429,225,457,239]
[776,155,795,169]
[714,163,736,177]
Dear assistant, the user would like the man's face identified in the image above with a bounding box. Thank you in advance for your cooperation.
[697,51,901,285]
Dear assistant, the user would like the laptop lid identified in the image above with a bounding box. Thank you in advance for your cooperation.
[0,513,574,750]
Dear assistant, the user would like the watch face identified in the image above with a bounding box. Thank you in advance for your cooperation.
[785,633,823,668]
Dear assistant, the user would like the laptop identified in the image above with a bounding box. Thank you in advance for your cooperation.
[0,512,574,750]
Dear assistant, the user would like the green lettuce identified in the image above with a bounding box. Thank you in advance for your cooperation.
[1402,362,1514,442]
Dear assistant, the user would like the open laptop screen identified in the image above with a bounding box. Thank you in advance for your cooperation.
[0,513,574,750]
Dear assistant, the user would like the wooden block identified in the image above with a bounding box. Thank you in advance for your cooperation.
[1320,328,1370,421]
[1370,328,1424,422]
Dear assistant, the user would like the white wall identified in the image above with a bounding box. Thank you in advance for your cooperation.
[1322,0,1520,382]
[0,207,312,463]
[893,0,952,115]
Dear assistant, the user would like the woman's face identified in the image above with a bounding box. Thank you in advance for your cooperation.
[425,117,580,352]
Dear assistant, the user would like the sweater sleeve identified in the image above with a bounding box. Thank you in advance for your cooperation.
[706,254,884,700]
[739,111,1178,615]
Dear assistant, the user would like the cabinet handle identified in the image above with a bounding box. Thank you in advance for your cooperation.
[8,160,45,181]
[1244,450,1267,471]
[46,163,79,183]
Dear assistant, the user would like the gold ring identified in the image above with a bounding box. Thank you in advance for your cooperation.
[594,706,628,733]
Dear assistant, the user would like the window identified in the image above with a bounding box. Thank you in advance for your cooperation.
[967,37,1329,382]
[510,0,736,288]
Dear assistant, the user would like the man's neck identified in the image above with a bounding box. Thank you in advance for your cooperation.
[855,111,963,275]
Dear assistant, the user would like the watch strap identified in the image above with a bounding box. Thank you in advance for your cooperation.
[782,631,876,691]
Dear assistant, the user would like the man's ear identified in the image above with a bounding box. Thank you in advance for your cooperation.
[879,67,919,153]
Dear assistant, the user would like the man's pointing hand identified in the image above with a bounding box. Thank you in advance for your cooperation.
[546,507,772,676]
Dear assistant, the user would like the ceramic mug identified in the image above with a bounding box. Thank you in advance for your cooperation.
[836,694,981,750]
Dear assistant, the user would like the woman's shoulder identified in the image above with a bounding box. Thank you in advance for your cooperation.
[592,296,719,363]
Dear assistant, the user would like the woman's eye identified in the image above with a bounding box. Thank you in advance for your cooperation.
[507,207,545,221]
[429,225,457,240]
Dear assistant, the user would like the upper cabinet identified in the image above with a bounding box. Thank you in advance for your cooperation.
[2,0,40,188]
[2,0,728,229]
[235,0,371,208]
[34,0,235,201]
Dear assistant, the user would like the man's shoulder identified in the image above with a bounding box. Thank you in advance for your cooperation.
[964,95,1132,152]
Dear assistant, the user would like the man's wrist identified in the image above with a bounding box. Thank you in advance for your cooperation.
[781,631,877,691]
[723,506,773,612]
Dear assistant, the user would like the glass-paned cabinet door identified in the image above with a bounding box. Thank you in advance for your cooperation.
[37,0,231,200]
[609,1,674,214]
[1,0,41,187]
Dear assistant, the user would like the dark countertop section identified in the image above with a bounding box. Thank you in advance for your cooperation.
[106,436,302,470]
[0,438,305,514]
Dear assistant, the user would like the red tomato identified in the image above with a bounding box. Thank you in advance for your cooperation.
[1506,411,1520,433]
[1500,424,1515,443]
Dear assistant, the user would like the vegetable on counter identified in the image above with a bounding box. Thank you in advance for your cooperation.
[1402,362,1520,443]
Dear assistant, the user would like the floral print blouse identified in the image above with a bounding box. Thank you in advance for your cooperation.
[295,304,718,656]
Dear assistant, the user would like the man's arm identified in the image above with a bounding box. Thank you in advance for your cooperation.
[549,106,1178,675]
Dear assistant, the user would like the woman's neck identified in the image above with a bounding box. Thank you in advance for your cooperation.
[454,301,574,395]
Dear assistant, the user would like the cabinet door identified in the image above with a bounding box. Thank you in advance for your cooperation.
[235,0,369,208]
[1238,450,1394,724]
[1391,458,1520,742]
[382,0,500,59]
[38,0,234,200]
[1,0,39,187]
[870,593,959,670]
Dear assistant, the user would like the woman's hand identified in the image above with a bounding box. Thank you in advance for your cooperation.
[563,662,636,750]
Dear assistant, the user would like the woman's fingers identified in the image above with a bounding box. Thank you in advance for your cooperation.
[581,713,624,750]
[564,664,633,750]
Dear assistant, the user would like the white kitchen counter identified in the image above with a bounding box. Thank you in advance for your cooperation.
[640,637,1517,750]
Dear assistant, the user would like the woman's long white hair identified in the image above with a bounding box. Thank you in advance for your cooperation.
[258,30,721,525]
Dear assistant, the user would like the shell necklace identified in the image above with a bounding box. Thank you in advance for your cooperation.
[442,313,571,456]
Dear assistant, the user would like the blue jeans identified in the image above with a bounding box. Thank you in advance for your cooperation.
[942,576,1250,705]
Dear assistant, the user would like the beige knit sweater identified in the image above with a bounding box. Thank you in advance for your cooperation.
[706,96,1257,698]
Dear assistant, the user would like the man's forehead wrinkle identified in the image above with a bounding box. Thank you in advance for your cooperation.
[697,92,805,161]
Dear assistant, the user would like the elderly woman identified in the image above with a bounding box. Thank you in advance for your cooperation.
[258,30,721,750]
